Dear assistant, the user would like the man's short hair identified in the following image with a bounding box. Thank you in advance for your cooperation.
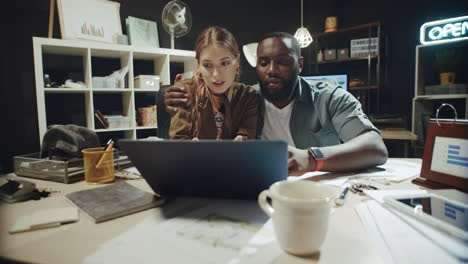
[258,32,301,58]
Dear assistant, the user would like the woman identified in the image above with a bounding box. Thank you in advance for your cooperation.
[169,26,260,140]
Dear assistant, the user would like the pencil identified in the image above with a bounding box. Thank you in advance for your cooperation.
[95,139,114,169]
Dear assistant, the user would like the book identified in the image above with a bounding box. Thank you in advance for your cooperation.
[126,16,160,48]
[94,109,109,128]
[65,182,165,223]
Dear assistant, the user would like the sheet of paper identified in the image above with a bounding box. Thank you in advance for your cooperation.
[356,200,463,264]
[30,207,79,227]
[364,189,427,203]
[84,199,273,264]
[291,159,421,184]
[9,215,61,234]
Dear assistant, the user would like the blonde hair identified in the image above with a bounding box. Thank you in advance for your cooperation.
[189,26,240,138]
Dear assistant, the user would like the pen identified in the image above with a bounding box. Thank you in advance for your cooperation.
[334,187,349,206]
[95,139,114,169]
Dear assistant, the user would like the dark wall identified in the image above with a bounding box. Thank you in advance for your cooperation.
[1,0,467,173]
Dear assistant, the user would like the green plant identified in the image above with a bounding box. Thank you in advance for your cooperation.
[435,48,462,73]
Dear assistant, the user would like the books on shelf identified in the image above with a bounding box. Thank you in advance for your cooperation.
[126,16,160,48]
[66,182,165,223]
[95,110,109,128]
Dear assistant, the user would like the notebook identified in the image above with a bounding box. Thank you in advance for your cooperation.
[65,182,165,223]
[118,140,288,199]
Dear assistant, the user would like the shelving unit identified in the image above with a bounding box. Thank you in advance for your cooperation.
[309,21,384,114]
[411,38,468,150]
[33,37,196,145]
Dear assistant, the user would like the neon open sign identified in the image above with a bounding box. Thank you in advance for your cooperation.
[420,16,468,45]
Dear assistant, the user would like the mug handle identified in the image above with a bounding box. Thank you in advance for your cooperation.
[258,190,274,217]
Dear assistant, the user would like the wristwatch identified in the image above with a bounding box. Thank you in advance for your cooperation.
[308,147,325,171]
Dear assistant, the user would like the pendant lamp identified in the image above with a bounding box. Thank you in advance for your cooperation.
[294,0,313,48]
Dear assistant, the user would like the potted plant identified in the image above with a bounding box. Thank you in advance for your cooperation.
[435,48,461,85]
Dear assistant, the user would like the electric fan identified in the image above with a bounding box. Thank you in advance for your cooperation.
[162,0,192,49]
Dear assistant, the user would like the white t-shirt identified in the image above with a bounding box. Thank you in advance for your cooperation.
[261,98,295,147]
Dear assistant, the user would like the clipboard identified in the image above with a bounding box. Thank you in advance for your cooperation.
[412,117,468,193]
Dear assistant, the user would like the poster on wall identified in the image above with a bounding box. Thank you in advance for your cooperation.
[57,0,122,43]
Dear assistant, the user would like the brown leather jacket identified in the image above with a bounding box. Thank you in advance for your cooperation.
[169,80,261,140]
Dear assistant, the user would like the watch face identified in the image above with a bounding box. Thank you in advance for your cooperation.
[310,147,325,160]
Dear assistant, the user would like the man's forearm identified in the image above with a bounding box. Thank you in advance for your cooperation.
[317,130,388,172]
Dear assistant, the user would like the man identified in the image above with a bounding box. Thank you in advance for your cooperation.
[164,32,388,175]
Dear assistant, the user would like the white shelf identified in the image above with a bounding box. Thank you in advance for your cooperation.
[415,94,468,100]
[33,37,196,144]
[95,127,134,132]
[92,88,133,93]
[134,89,160,92]
[136,126,158,130]
[411,39,468,145]
[44,88,89,93]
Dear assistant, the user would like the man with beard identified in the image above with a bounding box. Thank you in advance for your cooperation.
[164,32,388,175]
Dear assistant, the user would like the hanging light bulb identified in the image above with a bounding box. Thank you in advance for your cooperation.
[294,0,313,48]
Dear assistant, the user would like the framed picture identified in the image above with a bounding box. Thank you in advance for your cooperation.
[57,0,122,43]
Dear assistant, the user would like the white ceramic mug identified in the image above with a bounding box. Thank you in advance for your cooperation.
[258,180,334,256]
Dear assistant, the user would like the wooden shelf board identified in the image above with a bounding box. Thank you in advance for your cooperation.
[381,129,418,141]
[313,55,378,64]
[311,21,380,37]
[349,85,379,90]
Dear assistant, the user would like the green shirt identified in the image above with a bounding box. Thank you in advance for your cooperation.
[258,77,379,148]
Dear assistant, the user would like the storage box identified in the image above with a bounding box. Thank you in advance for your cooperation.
[350,37,379,57]
[337,48,349,59]
[92,76,118,88]
[324,49,336,60]
[134,75,160,90]
[14,153,85,183]
[14,151,132,183]
[104,115,131,128]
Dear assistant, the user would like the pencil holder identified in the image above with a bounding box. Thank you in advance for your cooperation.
[82,147,115,184]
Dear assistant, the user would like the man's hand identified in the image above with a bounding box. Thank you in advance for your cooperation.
[164,74,189,116]
[287,145,314,176]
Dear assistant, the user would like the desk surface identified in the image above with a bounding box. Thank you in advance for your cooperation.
[381,129,418,141]
[0,159,424,264]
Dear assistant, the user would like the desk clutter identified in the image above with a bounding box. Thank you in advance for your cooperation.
[14,125,133,183]
[2,158,468,263]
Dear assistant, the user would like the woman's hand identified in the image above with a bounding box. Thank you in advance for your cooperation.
[233,135,243,141]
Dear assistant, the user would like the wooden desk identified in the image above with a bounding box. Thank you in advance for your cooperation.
[381,130,418,157]
[0,159,423,264]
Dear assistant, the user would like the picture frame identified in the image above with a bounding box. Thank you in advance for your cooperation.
[57,0,122,43]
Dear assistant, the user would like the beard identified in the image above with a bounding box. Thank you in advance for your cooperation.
[259,73,299,103]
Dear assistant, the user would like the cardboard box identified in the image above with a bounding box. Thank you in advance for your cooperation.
[134,75,160,90]
[324,49,336,60]
[337,48,349,59]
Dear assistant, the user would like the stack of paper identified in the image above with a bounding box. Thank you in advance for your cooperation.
[356,190,467,264]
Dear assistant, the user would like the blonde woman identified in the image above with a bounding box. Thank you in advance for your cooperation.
[169,26,260,140]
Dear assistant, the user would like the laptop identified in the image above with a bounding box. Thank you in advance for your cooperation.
[119,140,288,199]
